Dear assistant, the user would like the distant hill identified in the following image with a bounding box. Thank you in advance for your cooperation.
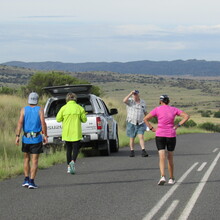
[2,59,220,76]
[0,65,35,85]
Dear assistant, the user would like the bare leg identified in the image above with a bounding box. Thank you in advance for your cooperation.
[167,151,174,179]
[129,138,135,150]
[158,150,166,177]
[30,154,39,179]
[138,134,145,150]
[23,153,30,177]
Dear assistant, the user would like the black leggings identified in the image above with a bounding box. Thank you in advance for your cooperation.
[65,141,80,164]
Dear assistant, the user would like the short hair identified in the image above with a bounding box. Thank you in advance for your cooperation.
[66,93,77,102]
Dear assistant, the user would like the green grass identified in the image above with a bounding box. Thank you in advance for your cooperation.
[0,73,218,181]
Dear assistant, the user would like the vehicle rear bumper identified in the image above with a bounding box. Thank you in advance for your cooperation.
[47,133,99,145]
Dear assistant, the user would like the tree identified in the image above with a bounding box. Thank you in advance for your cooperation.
[22,71,101,96]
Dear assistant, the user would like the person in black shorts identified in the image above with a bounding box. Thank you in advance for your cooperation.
[144,95,189,185]
[15,92,48,189]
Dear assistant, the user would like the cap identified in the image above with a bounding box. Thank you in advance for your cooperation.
[134,90,139,94]
[28,92,39,105]
[160,94,169,101]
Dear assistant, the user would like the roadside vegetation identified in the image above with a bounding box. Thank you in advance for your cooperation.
[0,71,220,180]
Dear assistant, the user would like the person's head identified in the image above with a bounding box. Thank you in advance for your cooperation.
[132,90,140,100]
[66,93,77,103]
[28,92,39,105]
[159,94,170,105]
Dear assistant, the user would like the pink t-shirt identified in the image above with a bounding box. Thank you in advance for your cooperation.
[150,105,183,137]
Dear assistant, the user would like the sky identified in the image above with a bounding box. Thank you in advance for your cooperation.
[1,0,220,63]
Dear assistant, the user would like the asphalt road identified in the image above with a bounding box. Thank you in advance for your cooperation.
[0,133,220,220]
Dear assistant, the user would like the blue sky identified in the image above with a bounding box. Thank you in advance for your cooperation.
[1,0,220,63]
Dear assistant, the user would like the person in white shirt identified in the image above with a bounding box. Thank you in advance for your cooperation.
[123,90,148,157]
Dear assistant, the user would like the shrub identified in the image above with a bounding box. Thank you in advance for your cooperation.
[0,87,17,95]
[199,122,220,132]
[149,117,158,124]
[184,119,197,128]
[199,110,212,117]
[174,118,197,127]
[214,111,220,118]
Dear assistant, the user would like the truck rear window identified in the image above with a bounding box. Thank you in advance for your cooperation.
[47,98,93,117]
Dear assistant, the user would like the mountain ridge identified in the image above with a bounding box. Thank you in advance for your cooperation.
[2,59,220,76]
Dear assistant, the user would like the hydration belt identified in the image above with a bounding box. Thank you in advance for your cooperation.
[24,132,41,138]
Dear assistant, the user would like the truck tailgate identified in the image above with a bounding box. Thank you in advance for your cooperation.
[46,118,62,137]
[81,115,98,134]
[46,115,98,137]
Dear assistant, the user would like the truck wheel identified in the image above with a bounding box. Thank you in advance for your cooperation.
[110,131,119,152]
[99,137,110,156]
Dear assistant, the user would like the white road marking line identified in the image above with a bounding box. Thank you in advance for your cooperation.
[213,148,218,153]
[178,151,220,220]
[142,162,198,220]
[159,200,179,220]
[197,162,207,172]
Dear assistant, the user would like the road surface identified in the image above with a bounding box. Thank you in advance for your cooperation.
[0,133,219,220]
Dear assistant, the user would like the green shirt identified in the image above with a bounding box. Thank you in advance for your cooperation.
[56,101,87,141]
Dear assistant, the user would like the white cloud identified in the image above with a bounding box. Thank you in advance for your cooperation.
[115,25,166,36]
[1,0,220,62]
[141,41,186,50]
[176,25,220,34]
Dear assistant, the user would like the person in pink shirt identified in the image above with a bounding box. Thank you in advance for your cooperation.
[144,95,189,185]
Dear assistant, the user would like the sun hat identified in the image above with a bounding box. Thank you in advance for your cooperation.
[28,92,39,105]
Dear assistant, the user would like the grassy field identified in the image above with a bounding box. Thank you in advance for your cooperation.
[0,72,220,180]
[86,72,220,125]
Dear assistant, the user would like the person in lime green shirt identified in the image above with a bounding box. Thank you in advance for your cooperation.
[56,93,87,174]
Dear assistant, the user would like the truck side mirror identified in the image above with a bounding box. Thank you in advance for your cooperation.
[110,108,118,115]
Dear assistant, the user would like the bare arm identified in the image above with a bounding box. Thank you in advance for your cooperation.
[15,108,24,145]
[40,107,48,144]
[174,111,190,130]
[123,91,134,104]
[144,113,156,132]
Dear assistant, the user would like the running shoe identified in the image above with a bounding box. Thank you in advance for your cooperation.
[67,166,71,173]
[69,161,75,174]
[28,181,38,189]
[168,178,176,185]
[158,176,166,185]
[141,149,149,157]
[22,179,29,187]
[129,150,135,157]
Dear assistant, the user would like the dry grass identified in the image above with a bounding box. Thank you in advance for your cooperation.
[1,76,218,180]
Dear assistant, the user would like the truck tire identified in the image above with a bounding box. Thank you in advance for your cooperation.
[110,130,119,152]
[99,133,110,156]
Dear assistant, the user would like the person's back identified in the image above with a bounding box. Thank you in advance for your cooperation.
[151,105,182,137]
[23,105,42,144]
[56,100,87,142]
[56,92,87,174]
[144,94,189,185]
[15,92,48,189]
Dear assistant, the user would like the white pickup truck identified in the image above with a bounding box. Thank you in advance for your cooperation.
[43,84,119,156]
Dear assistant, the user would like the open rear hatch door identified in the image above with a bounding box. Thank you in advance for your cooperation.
[43,84,92,97]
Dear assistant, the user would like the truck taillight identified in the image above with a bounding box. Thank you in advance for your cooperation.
[96,117,102,130]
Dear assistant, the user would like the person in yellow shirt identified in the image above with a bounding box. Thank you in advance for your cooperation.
[56,93,87,174]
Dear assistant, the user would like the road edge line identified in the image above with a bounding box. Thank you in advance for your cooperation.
[142,162,198,220]
[178,151,220,220]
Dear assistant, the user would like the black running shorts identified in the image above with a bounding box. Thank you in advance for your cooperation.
[22,142,43,154]
[155,137,176,152]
